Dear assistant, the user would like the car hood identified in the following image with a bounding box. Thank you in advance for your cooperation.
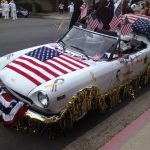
[0,44,92,96]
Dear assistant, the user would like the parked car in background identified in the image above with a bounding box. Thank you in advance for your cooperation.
[17,6,29,17]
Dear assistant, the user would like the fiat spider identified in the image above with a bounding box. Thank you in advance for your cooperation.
[0,26,149,127]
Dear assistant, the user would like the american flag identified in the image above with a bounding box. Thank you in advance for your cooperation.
[80,2,88,20]
[0,87,27,124]
[91,53,101,61]
[86,12,103,30]
[6,46,90,86]
[132,18,150,38]
[121,16,133,36]
[109,2,122,31]
[124,14,150,24]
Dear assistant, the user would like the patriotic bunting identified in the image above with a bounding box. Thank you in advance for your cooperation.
[0,87,27,124]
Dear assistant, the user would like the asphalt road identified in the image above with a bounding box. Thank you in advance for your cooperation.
[0,17,150,150]
[0,17,68,57]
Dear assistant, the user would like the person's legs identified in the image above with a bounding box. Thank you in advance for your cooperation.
[5,11,9,19]
[14,11,17,20]
[4,11,7,19]
[12,10,17,20]
[6,11,9,19]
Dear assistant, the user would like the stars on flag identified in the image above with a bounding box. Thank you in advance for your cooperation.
[132,18,150,37]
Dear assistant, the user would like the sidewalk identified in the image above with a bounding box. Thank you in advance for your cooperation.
[30,12,71,20]
[99,109,150,150]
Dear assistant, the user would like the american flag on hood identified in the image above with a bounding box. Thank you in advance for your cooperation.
[121,16,133,36]
[86,11,103,30]
[0,87,27,124]
[6,46,90,86]
[109,2,122,31]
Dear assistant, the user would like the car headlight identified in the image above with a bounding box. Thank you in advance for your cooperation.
[38,91,49,108]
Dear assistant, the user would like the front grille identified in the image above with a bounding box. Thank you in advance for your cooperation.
[11,89,33,104]
[3,86,33,105]
[0,82,59,117]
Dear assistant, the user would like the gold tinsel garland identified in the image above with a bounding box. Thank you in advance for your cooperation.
[14,63,150,134]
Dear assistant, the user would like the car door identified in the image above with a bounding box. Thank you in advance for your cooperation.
[111,44,150,89]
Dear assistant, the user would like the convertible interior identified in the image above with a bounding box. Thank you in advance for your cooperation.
[96,29,147,57]
[120,38,147,54]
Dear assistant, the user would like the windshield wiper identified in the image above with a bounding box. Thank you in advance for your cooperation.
[70,45,89,60]
[59,41,66,52]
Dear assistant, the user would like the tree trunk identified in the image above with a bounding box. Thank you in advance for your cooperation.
[32,0,36,12]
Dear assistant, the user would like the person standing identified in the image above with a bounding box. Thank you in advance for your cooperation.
[9,0,17,20]
[59,2,64,14]
[3,1,10,20]
[140,0,150,16]
[122,0,134,15]
[1,0,5,18]
[69,0,84,29]
[95,0,114,30]
[68,2,74,14]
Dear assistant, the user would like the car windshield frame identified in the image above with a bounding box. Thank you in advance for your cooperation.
[59,26,119,59]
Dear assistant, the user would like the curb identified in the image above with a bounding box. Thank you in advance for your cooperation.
[30,15,70,20]
[30,13,70,20]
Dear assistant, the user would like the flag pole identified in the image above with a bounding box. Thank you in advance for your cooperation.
[120,0,123,37]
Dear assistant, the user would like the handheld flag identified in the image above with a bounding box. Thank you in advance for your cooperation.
[109,2,122,31]
[121,16,132,35]
[86,12,103,30]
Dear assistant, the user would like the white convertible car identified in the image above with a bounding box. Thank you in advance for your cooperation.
[0,26,150,127]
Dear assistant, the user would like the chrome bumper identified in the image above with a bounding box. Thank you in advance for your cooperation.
[25,109,60,123]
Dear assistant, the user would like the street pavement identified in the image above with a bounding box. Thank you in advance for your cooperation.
[100,109,150,150]
[30,12,71,20]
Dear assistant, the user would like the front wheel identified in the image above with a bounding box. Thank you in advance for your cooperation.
[24,13,29,18]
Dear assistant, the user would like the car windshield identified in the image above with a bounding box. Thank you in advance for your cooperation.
[59,27,118,58]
